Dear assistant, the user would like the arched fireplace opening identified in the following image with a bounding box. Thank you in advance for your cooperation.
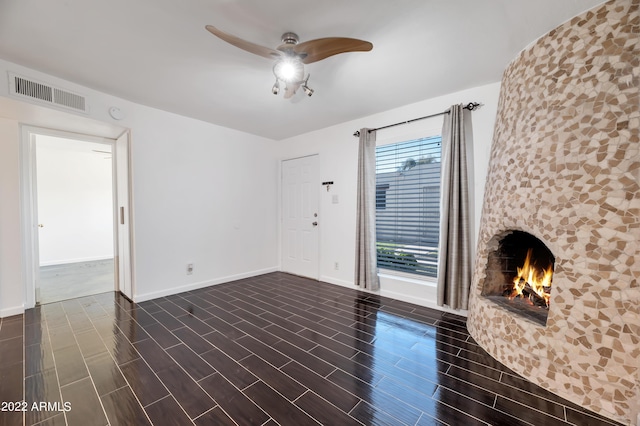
[481,230,554,326]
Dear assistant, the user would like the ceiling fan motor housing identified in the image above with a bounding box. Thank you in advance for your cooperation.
[281,32,299,45]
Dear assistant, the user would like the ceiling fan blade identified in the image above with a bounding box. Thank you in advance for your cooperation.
[205,25,282,60]
[294,37,373,64]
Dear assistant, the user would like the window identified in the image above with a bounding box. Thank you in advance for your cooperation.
[375,135,441,278]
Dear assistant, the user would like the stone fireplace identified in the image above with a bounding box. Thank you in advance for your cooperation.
[467,0,639,424]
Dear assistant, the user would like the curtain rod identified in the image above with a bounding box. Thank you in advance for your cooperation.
[352,102,482,137]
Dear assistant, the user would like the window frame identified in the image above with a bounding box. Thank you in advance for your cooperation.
[374,123,442,283]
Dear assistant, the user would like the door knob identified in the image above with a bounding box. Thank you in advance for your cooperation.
[38,224,44,228]
[312,221,318,226]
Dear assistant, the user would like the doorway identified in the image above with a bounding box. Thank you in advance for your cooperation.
[281,155,320,279]
[20,126,134,308]
[35,134,115,304]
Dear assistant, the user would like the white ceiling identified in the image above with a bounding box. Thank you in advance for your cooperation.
[0,0,604,140]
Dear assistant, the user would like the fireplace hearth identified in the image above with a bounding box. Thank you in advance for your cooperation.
[481,230,554,325]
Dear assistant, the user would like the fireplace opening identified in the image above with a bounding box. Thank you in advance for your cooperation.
[481,231,555,325]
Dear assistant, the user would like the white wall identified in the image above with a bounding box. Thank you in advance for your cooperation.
[130,110,279,301]
[0,56,500,317]
[277,82,501,310]
[0,58,279,316]
[0,117,24,316]
[36,136,114,265]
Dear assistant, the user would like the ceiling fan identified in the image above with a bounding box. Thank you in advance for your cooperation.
[205,25,373,98]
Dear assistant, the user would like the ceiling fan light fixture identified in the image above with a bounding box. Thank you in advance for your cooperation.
[302,74,314,97]
[273,58,303,83]
[302,85,314,97]
[272,79,280,95]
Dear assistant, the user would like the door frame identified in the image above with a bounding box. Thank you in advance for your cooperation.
[280,154,320,280]
[19,125,134,307]
[114,130,134,300]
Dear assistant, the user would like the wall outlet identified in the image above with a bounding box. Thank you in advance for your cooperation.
[187,263,194,275]
[334,262,339,270]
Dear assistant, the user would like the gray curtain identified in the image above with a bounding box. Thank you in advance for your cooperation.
[354,128,379,291]
[437,105,472,310]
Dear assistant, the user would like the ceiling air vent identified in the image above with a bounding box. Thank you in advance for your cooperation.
[8,72,88,113]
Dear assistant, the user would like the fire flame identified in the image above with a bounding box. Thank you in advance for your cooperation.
[511,248,553,307]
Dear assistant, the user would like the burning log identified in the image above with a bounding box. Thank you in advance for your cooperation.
[521,280,549,308]
[504,278,549,308]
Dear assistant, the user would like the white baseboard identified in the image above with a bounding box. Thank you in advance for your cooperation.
[40,256,114,267]
[0,304,24,318]
[134,266,279,303]
[319,275,357,289]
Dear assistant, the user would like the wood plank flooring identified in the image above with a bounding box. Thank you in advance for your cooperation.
[0,272,623,425]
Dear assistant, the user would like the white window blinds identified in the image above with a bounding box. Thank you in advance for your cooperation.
[375,136,441,278]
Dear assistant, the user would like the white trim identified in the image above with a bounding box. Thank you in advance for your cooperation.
[22,125,113,145]
[276,159,282,272]
[134,266,279,303]
[19,125,38,309]
[115,130,135,300]
[0,305,25,318]
[319,275,356,289]
[378,270,437,286]
[19,125,132,309]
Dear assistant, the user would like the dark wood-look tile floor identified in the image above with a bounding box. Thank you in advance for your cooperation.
[0,272,624,426]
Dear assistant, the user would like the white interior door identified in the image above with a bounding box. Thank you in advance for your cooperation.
[115,131,133,300]
[281,155,319,279]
